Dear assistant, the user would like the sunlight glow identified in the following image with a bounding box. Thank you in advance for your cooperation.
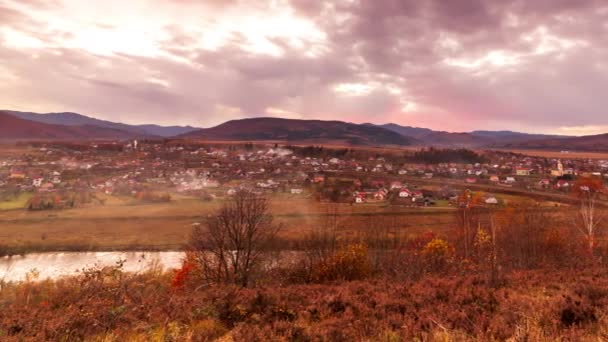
[333,83,374,96]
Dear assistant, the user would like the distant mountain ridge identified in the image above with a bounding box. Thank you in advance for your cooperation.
[3,110,199,137]
[179,117,418,146]
[371,123,562,146]
[2,109,606,151]
[0,112,139,140]
[493,133,608,152]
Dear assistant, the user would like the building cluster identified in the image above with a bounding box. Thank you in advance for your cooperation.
[1,142,607,209]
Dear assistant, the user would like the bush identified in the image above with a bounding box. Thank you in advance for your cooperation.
[314,244,372,282]
[421,238,454,272]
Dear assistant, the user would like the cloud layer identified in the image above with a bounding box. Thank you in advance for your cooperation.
[1,0,607,134]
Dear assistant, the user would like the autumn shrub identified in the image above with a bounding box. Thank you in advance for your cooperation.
[314,243,372,282]
[171,256,196,290]
[559,296,597,328]
[421,238,454,272]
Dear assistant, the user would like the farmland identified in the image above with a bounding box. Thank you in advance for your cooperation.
[0,194,459,252]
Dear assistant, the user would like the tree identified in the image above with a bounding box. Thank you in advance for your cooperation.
[189,190,281,287]
[573,177,605,256]
[455,190,485,260]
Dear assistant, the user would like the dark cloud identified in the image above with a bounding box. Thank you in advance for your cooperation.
[1,0,608,133]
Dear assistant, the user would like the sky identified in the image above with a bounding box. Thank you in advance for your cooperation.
[0,0,607,135]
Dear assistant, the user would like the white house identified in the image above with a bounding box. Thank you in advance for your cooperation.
[32,177,44,187]
[485,197,499,205]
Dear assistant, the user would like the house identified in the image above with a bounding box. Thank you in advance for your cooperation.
[485,197,499,205]
[354,192,366,203]
[390,181,403,190]
[374,188,388,201]
[9,171,25,180]
[551,160,564,177]
[32,177,44,187]
[538,179,551,188]
[398,189,412,198]
[312,175,325,183]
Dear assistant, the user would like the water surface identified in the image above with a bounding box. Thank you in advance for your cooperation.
[0,251,185,283]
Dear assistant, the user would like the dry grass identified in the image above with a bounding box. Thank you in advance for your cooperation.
[2,267,608,341]
[498,148,608,160]
[0,196,458,252]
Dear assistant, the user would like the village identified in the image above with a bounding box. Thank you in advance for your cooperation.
[1,140,607,212]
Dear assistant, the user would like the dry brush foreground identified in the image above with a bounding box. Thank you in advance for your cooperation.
[2,267,608,341]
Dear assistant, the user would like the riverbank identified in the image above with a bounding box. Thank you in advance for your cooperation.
[1,267,607,341]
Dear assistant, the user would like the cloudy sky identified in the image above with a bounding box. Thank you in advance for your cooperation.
[1,0,607,135]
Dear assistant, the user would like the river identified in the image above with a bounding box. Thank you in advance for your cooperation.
[0,251,185,283]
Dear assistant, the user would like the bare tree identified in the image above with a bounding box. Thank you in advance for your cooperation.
[573,178,605,256]
[296,206,339,283]
[190,190,280,287]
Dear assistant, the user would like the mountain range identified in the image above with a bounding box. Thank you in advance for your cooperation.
[1,109,607,151]
[177,117,417,146]
[0,111,138,140]
[370,123,560,146]
[3,110,199,137]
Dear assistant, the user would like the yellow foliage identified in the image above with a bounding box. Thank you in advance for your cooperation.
[421,238,454,271]
[315,243,372,281]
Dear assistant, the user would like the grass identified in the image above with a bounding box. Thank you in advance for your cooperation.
[497,149,608,160]
[0,193,32,211]
[0,194,459,252]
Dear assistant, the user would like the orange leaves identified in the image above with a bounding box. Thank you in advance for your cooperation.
[171,259,195,290]
[573,176,605,197]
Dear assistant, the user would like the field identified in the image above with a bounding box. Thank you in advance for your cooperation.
[495,148,608,160]
[0,194,461,252]
[0,180,578,254]
[0,193,32,210]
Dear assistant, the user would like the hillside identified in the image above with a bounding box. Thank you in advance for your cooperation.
[376,123,561,146]
[179,117,417,146]
[3,110,199,137]
[0,112,138,140]
[471,130,561,143]
[495,133,608,151]
[377,123,492,146]
[373,123,436,139]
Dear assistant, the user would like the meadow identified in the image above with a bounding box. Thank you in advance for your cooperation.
[0,194,459,253]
